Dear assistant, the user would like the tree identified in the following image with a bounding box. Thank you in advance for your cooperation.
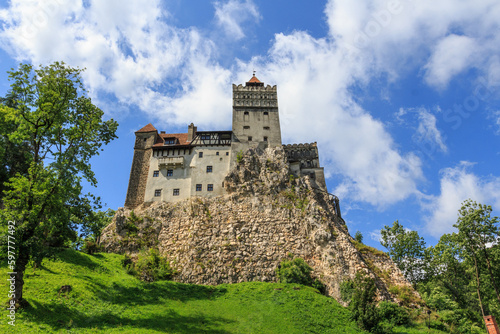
[81,208,115,245]
[454,199,500,315]
[354,231,363,243]
[0,62,118,306]
[380,220,426,286]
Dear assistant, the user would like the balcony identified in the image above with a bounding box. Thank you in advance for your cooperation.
[158,156,184,169]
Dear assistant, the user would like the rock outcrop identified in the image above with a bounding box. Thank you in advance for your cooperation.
[101,146,418,305]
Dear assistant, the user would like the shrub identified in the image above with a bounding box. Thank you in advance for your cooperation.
[349,273,383,333]
[340,279,355,302]
[276,257,313,286]
[82,239,100,255]
[134,248,176,282]
[378,301,410,326]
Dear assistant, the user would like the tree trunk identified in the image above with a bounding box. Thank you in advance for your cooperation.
[10,253,28,308]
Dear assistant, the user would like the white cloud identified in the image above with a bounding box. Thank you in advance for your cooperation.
[491,110,500,134]
[0,0,232,128]
[243,32,424,207]
[423,162,500,237]
[400,107,448,154]
[424,35,477,89]
[214,0,261,40]
[325,0,500,87]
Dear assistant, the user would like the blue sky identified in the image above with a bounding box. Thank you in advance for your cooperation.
[1,0,499,250]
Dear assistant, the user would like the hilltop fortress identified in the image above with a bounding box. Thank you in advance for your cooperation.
[105,74,418,304]
[125,75,327,207]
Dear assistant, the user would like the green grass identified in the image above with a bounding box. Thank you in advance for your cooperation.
[0,249,363,333]
[0,249,448,333]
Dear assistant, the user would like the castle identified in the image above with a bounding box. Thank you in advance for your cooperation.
[124,75,327,208]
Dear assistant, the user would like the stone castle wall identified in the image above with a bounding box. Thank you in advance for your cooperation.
[103,147,417,305]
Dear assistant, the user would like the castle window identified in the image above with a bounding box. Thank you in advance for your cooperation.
[167,169,173,177]
[248,136,252,141]
[264,136,268,142]
[263,112,268,115]
[243,126,250,129]
[153,170,159,177]
[244,111,249,122]
[206,166,213,173]
[199,152,203,158]
[216,152,219,156]
[263,126,270,130]
[154,189,161,197]
[196,184,202,191]
[200,134,210,140]
[207,184,213,191]
[226,152,229,156]
[144,138,147,142]
[173,189,180,196]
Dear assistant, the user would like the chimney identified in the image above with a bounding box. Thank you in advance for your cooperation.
[188,123,197,142]
[485,316,500,334]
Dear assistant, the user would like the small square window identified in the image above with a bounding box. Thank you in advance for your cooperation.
[263,126,270,130]
[263,112,269,115]
[173,189,180,196]
[199,152,203,158]
[206,166,213,173]
[154,189,161,197]
[196,184,202,191]
[264,136,268,142]
[153,170,159,177]
[248,136,252,141]
[243,126,250,129]
[226,152,229,156]
[167,170,173,176]
[207,184,213,191]
[216,152,219,156]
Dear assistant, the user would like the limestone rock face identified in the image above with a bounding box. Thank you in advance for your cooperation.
[101,146,418,305]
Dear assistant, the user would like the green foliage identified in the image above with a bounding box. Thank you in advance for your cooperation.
[349,272,383,333]
[0,62,118,304]
[381,220,426,286]
[276,256,326,294]
[81,208,115,245]
[377,301,410,326]
[355,231,363,243]
[81,238,100,255]
[340,279,355,302]
[236,150,244,163]
[127,248,176,282]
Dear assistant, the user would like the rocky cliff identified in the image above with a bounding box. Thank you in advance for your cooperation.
[101,146,418,305]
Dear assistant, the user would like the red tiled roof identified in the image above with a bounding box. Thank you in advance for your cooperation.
[248,75,261,83]
[136,123,157,133]
[153,133,190,147]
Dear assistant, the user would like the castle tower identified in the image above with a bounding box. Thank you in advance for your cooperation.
[231,74,282,163]
[124,123,158,208]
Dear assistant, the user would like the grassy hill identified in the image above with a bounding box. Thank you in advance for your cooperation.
[0,249,444,333]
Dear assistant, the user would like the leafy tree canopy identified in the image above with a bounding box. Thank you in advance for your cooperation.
[0,62,118,306]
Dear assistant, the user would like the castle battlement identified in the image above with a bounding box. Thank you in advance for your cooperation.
[124,75,327,208]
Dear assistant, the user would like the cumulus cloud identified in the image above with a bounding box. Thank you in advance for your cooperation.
[0,0,232,128]
[423,162,500,237]
[214,0,261,40]
[424,35,477,89]
[325,0,500,87]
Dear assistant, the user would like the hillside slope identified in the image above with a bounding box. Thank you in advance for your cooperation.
[0,249,367,333]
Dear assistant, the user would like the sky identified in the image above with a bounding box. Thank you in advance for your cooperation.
[0,0,499,250]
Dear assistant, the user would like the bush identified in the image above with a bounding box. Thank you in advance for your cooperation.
[378,301,410,326]
[82,239,100,255]
[276,257,313,286]
[349,273,384,333]
[276,257,325,293]
[340,280,355,302]
[131,248,176,282]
